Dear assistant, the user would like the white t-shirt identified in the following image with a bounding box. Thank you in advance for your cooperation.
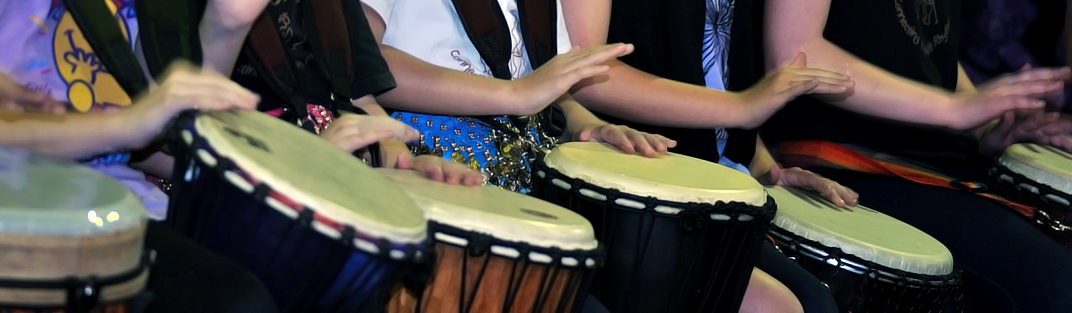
[362,0,573,80]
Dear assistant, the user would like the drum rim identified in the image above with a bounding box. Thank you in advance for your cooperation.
[997,144,1072,199]
[766,186,956,276]
[539,142,769,206]
[172,112,427,262]
[379,168,601,251]
[990,163,1072,232]
[429,221,605,269]
[0,147,147,236]
[0,251,151,308]
[532,160,776,223]
[769,226,961,288]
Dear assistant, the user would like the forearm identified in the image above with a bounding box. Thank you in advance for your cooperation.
[0,112,132,160]
[571,61,756,128]
[373,46,519,116]
[767,39,956,127]
[764,0,960,128]
[199,3,261,74]
[562,0,757,129]
[558,93,603,140]
[749,136,778,183]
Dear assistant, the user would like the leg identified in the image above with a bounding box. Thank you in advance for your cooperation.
[739,268,804,313]
[755,241,839,313]
[816,168,1072,313]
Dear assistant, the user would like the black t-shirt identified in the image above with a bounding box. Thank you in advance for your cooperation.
[606,0,757,165]
[231,0,396,113]
[759,0,991,177]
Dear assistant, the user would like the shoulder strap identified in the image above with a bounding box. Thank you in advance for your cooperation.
[515,0,556,69]
[134,0,202,79]
[304,0,355,113]
[450,0,563,137]
[61,0,150,96]
[245,2,382,164]
[244,9,315,132]
[451,0,557,76]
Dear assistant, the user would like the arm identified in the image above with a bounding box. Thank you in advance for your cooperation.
[764,0,1061,131]
[0,111,136,160]
[200,0,270,74]
[563,0,852,129]
[361,3,631,116]
[0,63,258,160]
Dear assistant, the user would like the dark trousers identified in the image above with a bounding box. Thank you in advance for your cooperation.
[756,240,840,313]
[143,223,279,313]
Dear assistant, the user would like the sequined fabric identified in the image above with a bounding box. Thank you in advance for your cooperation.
[265,103,336,134]
[393,111,557,193]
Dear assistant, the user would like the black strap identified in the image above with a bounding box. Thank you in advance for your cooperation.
[245,1,383,165]
[304,0,356,114]
[62,0,151,97]
[245,9,315,133]
[450,0,564,138]
[135,0,203,79]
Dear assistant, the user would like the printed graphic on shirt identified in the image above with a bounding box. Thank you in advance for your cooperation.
[894,0,949,55]
[50,0,137,113]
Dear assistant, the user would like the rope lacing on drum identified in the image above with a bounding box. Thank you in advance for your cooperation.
[990,164,1072,233]
[530,248,563,313]
[678,204,709,233]
[0,252,152,313]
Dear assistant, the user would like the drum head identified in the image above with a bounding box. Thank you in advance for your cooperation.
[0,146,145,235]
[378,169,598,252]
[999,143,1072,195]
[767,186,954,276]
[183,111,426,247]
[541,142,766,206]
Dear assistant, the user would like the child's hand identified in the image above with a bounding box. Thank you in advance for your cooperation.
[395,154,485,186]
[573,123,677,157]
[739,52,853,127]
[509,44,634,115]
[320,113,419,152]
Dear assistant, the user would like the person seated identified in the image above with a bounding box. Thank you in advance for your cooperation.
[359,0,675,195]
[198,0,483,185]
[561,0,853,311]
[761,0,1072,310]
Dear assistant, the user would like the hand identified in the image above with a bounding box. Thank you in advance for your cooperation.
[764,165,858,208]
[0,71,65,114]
[979,110,1072,155]
[320,113,420,152]
[395,154,485,185]
[573,123,677,157]
[122,61,259,148]
[738,52,853,128]
[949,66,1070,130]
[510,44,634,115]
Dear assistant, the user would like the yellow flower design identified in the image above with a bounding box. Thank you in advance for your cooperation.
[52,1,133,113]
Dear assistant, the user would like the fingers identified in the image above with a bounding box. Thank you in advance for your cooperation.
[321,115,419,151]
[1005,66,1071,84]
[559,44,632,78]
[406,155,485,185]
[779,167,858,207]
[627,130,656,157]
[582,124,675,157]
